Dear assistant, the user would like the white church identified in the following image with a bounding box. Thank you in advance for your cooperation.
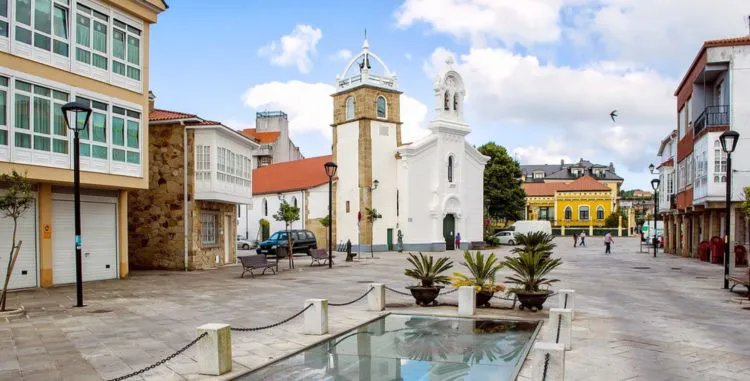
[331,39,489,252]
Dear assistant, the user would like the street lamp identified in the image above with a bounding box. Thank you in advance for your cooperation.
[650,178,660,258]
[62,101,92,308]
[719,130,739,289]
[324,161,338,269]
[648,163,655,174]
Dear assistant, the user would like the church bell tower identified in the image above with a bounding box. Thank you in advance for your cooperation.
[331,37,401,251]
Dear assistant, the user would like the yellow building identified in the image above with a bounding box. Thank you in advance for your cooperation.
[0,0,167,289]
[522,175,615,227]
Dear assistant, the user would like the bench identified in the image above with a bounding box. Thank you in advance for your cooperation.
[238,255,277,278]
[310,248,332,266]
[727,269,750,299]
[471,242,488,250]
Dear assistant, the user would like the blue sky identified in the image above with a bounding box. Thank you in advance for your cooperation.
[149,0,750,190]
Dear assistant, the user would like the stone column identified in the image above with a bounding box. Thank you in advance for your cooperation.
[197,324,232,376]
[458,286,476,316]
[546,308,573,350]
[532,342,565,381]
[368,283,385,311]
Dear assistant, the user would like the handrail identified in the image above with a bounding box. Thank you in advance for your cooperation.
[694,105,729,136]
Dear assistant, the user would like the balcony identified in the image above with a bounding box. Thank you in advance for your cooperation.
[694,105,729,137]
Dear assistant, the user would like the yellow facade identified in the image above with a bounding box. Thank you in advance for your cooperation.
[555,191,612,227]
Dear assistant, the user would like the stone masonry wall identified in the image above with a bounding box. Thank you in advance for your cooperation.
[189,200,236,270]
[128,124,187,270]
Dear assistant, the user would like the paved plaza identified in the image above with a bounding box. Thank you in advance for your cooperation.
[1,237,749,381]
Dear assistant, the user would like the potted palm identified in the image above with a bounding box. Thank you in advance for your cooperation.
[404,253,454,305]
[450,251,505,307]
[505,232,562,311]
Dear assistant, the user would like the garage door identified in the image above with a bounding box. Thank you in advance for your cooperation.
[52,198,118,284]
[0,201,38,289]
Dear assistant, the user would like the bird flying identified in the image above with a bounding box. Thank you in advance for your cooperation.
[610,110,618,122]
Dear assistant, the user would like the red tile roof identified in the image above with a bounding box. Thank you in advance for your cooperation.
[676,36,750,95]
[253,155,333,195]
[522,176,610,196]
[149,108,198,121]
[241,128,281,144]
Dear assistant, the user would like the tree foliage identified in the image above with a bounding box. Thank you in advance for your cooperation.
[273,200,300,266]
[478,142,526,221]
[365,208,382,257]
[0,171,34,311]
[604,210,627,228]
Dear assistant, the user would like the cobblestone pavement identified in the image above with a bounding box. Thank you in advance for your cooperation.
[1,238,749,380]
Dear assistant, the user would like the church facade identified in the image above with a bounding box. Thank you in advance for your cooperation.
[331,40,489,252]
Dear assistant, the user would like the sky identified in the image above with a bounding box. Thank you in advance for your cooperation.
[149,0,750,191]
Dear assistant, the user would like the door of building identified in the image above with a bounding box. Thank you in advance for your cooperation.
[0,199,38,289]
[387,228,393,251]
[443,214,455,250]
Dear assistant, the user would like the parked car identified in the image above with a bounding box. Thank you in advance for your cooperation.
[509,220,553,236]
[237,238,257,250]
[256,229,318,256]
[494,231,517,245]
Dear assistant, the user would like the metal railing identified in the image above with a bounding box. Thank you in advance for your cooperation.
[694,105,729,136]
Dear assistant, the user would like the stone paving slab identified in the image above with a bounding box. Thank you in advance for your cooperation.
[1,238,749,380]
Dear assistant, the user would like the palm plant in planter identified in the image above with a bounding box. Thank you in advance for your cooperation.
[505,232,562,311]
[450,251,506,307]
[404,253,454,305]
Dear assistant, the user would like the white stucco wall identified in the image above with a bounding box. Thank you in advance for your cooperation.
[370,120,399,246]
[401,140,438,245]
[242,191,304,242]
[307,183,330,219]
[461,143,486,243]
[335,121,361,244]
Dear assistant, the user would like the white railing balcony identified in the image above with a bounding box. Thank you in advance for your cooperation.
[337,70,398,91]
[194,172,252,204]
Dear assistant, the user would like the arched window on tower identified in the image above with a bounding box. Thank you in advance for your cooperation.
[453,93,459,111]
[444,91,450,110]
[346,96,355,120]
[448,155,454,183]
[376,96,387,119]
[292,196,298,208]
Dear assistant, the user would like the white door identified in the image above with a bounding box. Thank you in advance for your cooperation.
[0,201,38,289]
[52,199,118,284]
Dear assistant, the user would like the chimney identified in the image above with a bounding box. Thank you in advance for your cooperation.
[148,91,156,113]
[560,159,564,169]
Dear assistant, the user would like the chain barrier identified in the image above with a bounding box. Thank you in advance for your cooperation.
[106,332,208,381]
[231,304,313,332]
[439,288,458,295]
[329,287,373,306]
[555,313,562,344]
[542,352,550,381]
[385,286,413,296]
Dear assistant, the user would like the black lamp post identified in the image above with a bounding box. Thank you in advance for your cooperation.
[719,130,739,289]
[62,101,92,308]
[650,178,660,258]
[324,161,338,269]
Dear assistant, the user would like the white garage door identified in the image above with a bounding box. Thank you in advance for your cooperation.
[52,198,118,284]
[0,201,38,289]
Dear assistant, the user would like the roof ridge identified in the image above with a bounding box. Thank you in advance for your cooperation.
[152,108,197,117]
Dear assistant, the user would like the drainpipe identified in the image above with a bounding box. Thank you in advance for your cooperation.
[183,122,189,272]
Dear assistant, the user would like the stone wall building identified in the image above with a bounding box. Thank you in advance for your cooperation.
[128,95,258,270]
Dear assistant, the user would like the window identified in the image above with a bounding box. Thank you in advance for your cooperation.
[678,106,686,138]
[13,0,68,57]
[292,196,297,208]
[532,171,544,179]
[345,96,355,120]
[112,18,141,80]
[262,199,268,216]
[200,212,217,245]
[376,96,386,118]
[195,145,210,180]
[305,231,314,240]
[346,201,350,213]
[447,155,453,183]
[75,4,108,70]
[1,0,8,38]
[74,96,108,159]
[596,206,604,220]
[564,206,572,220]
[0,76,7,145]
[109,106,139,163]
[13,79,69,153]
[714,140,727,183]
[579,206,590,221]
[444,91,449,110]
[216,146,251,187]
[453,93,459,112]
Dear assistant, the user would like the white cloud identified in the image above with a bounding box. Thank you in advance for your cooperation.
[333,49,353,61]
[242,81,429,144]
[425,46,674,171]
[258,25,323,73]
[513,140,572,165]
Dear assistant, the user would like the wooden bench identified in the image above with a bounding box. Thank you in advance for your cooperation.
[238,255,277,278]
[311,248,332,266]
[727,269,750,299]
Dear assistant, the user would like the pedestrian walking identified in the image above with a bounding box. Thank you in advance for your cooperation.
[573,232,578,247]
[604,232,614,254]
[580,231,587,247]
[455,232,461,250]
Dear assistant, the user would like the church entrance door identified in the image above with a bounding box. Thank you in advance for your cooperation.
[443,214,455,250]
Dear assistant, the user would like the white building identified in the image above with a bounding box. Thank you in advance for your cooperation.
[241,111,304,167]
[332,40,488,252]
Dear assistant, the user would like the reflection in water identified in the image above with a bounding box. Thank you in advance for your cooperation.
[237,315,538,381]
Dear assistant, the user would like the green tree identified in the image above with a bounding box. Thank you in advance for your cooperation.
[478,142,526,221]
[604,210,626,228]
[319,215,331,248]
[273,200,300,268]
[365,207,382,258]
[0,171,34,311]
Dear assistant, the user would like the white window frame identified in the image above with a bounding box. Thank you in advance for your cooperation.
[200,212,217,246]
[73,2,109,78]
[11,78,69,158]
[376,95,387,119]
[9,0,70,67]
[1,1,9,40]
[345,96,355,120]
[579,205,590,221]
[714,140,726,183]
[110,15,141,83]
[0,76,10,153]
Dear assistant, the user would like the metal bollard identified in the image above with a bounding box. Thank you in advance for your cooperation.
[304,299,329,335]
[196,323,232,376]
[458,286,476,316]
[531,342,565,381]
[558,290,576,320]
[546,308,573,350]
[368,283,385,311]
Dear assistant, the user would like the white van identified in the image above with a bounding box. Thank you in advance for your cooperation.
[510,220,553,236]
